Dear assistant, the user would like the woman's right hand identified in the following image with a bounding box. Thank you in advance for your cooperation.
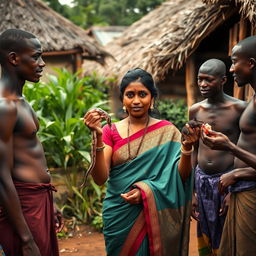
[83,109,104,136]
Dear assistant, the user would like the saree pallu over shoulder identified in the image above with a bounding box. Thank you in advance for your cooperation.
[103,121,193,256]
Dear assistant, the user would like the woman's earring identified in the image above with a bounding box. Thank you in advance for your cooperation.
[150,104,154,110]
[123,105,127,112]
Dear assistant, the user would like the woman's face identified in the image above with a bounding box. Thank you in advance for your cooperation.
[123,81,152,118]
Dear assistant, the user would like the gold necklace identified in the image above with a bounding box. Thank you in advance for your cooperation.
[127,117,150,160]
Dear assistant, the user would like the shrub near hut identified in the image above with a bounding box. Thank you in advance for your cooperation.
[157,99,188,131]
[23,69,109,230]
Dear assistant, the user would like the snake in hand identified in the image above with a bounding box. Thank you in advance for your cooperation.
[80,108,112,188]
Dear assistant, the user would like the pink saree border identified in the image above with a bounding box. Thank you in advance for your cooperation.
[119,211,146,256]
[135,182,163,256]
[119,181,163,256]
[112,120,173,153]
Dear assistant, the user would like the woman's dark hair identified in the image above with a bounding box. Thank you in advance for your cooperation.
[119,68,158,101]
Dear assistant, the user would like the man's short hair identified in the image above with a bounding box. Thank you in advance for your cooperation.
[0,29,36,64]
[199,59,226,78]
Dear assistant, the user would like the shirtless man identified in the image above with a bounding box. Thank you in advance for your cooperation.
[189,59,246,256]
[202,37,256,256]
[0,29,60,255]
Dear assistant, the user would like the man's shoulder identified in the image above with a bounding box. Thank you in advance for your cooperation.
[0,98,18,130]
[0,98,17,113]
[225,95,247,112]
[189,100,206,113]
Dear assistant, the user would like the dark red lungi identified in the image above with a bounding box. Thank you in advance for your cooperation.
[0,182,59,256]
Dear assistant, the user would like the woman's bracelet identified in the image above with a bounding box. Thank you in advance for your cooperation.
[96,143,105,152]
[181,145,194,155]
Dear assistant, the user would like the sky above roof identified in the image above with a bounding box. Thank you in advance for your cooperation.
[59,0,74,6]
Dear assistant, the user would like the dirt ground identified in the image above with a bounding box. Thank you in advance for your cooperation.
[58,219,198,255]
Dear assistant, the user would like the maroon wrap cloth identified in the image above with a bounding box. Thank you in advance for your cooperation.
[0,182,59,256]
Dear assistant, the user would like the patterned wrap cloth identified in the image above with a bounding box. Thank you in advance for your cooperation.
[195,165,230,256]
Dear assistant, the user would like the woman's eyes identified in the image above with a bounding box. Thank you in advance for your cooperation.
[126,92,134,98]
[139,92,147,97]
[125,91,148,98]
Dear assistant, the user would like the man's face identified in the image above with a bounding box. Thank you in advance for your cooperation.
[16,38,45,83]
[197,72,223,98]
[230,46,252,87]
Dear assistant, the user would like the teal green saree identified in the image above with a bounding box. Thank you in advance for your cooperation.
[102,120,192,256]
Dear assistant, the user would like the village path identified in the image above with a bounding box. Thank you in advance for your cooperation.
[58,219,198,255]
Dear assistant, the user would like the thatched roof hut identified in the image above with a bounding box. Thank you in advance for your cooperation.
[203,0,256,25]
[84,0,235,80]
[0,0,109,74]
[85,0,256,109]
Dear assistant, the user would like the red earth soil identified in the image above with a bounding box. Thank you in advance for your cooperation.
[59,219,198,255]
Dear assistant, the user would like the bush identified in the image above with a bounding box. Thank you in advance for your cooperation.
[157,99,188,130]
[24,69,109,229]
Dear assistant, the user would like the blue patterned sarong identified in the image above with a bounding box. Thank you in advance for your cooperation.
[195,165,229,256]
[230,180,256,192]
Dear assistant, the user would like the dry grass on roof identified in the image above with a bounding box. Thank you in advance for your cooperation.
[84,0,236,82]
[203,0,256,25]
[0,0,109,62]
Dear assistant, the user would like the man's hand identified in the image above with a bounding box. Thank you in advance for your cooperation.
[120,188,142,204]
[191,193,199,221]
[54,208,64,233]
[201,130,232,151]
[21,239,41,256]
[219,192,230,216]
[218,172,237,194]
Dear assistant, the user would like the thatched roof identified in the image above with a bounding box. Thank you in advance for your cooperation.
[203,0,256,25]
[84,0,238,81]
[0,0,109,62]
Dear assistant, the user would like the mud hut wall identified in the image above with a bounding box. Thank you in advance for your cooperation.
[157,68,187,100]
[41,54,75,81]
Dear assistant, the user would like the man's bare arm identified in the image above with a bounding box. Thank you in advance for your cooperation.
[219,167,256,194]
[202,131,256,169]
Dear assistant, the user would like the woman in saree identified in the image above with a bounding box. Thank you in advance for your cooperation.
[84,68,198,256]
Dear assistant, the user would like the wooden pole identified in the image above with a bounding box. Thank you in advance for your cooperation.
[185,56,197,108]
[75,53,83,72]
[233,19,248,99]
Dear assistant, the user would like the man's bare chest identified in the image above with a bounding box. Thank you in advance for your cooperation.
[13,101,39,138]
[239,100,256,134]
[196,107,240,134]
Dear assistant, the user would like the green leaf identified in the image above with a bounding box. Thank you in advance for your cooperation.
[78,150,91,162]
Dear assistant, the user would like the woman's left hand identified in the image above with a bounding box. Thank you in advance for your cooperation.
[120,188,142,204]
[181,123,200,146]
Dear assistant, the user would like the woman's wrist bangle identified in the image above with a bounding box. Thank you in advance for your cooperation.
[181,145,194,155]
[96,143,105,152]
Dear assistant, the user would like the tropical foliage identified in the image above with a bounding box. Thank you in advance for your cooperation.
[23,69,110,229]
[43,0,165,27]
